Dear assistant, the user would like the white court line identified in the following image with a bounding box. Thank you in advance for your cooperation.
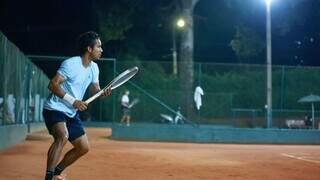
[281,153,320,164]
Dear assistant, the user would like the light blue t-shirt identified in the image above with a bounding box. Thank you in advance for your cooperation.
[44,56,99,117]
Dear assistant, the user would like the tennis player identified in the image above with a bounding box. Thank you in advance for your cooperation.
[43,31,111,180]
[120,90,131,126]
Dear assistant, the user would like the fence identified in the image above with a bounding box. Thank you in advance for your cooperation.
[115,61,320,129]
[0,31,49,126]
[27,56,320,129]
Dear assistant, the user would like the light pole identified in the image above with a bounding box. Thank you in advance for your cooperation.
[265,0,272,128]
[172,18,185,75]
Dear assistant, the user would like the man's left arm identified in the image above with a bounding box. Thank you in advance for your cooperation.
[90,82,111,97]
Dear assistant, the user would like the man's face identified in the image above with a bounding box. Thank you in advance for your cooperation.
[89,39,103,60]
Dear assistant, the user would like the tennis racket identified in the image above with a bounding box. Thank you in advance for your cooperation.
[128,98,139,108]
[85,66,139,104]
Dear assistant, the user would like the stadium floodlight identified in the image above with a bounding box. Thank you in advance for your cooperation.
[176,18,185,28]
[265,0,272,6]
[172,18,186,75]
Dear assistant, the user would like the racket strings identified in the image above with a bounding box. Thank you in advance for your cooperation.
[110,69,138,89]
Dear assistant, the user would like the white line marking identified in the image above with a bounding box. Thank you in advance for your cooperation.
[281,153,320,164]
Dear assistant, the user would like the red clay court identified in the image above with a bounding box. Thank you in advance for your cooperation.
[0,127,319,180]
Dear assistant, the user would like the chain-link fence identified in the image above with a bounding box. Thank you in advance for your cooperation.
[0,31,49,126]
[114,61,320,129]
[27,56,320,129]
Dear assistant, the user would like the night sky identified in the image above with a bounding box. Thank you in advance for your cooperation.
[1,0,319,66]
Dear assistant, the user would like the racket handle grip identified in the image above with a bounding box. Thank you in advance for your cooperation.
[85,90,103,104]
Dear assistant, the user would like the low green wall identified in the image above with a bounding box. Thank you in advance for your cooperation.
[29,123,47,132]
[0,124,28,150]
[0,123,46,150]
[111,124,320,144]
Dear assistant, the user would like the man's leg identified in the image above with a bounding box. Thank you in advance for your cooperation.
[45,122,69,180]
[54,134,90,176]
[126,115,131,126]
[120,115,126,124]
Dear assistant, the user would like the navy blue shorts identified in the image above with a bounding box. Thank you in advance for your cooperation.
[121,106,130,116]
[42,109,85,142]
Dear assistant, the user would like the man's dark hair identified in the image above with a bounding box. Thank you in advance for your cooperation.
[78,31,100,55]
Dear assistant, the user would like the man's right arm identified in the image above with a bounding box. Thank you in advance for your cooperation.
[48,73,87,111]
[48,73,67,98]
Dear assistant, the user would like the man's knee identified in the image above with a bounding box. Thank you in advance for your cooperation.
[78,144,90,156]
[51,122,69,146]
[54,134,69,146]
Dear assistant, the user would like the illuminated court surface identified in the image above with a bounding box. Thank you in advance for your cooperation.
[0,128,319,180]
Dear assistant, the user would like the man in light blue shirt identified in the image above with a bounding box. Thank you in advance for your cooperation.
[43,31,111,180]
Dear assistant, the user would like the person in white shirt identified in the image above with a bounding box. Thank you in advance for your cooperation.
[42,31,111,180]
[120,90,131,126]
[194,86,204,110]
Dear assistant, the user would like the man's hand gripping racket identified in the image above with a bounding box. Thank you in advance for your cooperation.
[85,67,139,104]
[128,98,139,108]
